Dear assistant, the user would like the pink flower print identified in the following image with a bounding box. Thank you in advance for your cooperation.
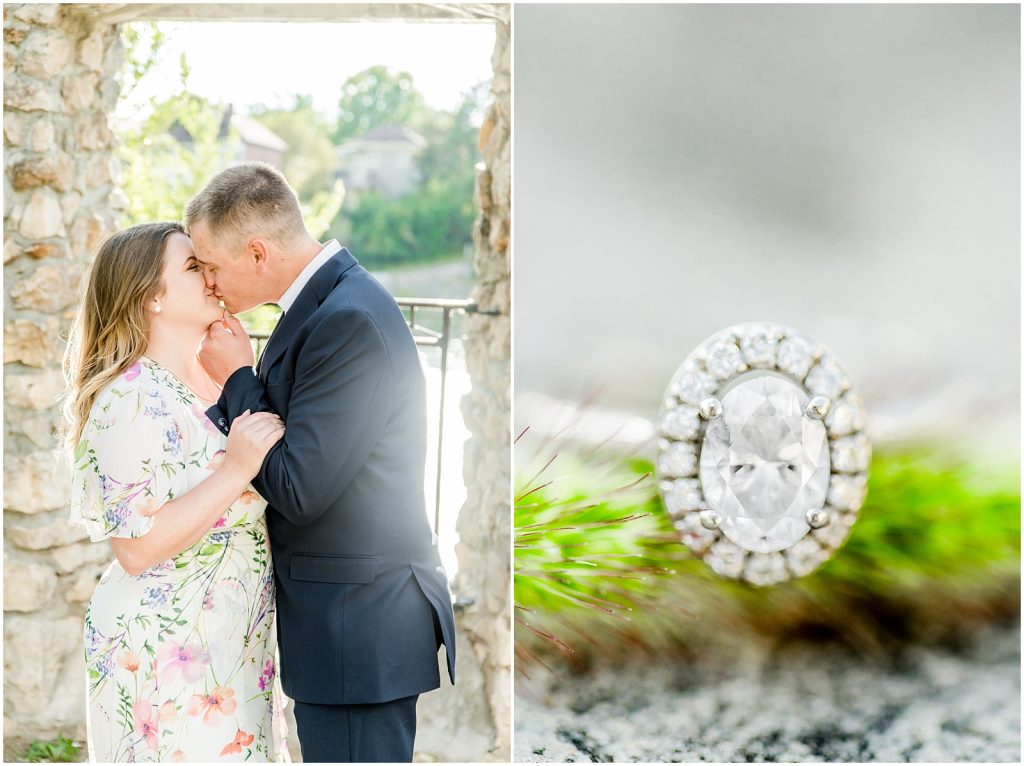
[133,701,158,751]
[220,729,255,757]
[212,515,227,528]
[118,650,140,673]
[157,640,211,684]
[238,489,258,505]
[123,362,142,382]
[258,658,276,692]
[186,686,237,725]
[170,750,186,762]
[159,700,177,724]
[206,450,226,470]
[202,590,215,610]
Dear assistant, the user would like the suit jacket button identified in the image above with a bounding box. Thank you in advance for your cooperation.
[218,418,226,427]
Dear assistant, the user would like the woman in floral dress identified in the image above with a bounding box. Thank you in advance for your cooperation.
[63,222,287,762]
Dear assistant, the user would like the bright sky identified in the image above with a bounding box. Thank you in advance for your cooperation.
[117,21,496,122]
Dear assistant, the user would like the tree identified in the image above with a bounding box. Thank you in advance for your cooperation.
[333,66,428,143]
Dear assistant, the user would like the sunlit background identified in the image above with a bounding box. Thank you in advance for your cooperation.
[115,19,497,577]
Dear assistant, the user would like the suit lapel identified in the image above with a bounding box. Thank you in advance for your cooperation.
[256,248,359,379]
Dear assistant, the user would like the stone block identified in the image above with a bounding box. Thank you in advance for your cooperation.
[78,27,105,71]
[4,25,27,45]
[3,560,57,611]
[64,566,102,603]
[3,449,70,514]
[4,316,60,367]
[61,188,81,224]
[11,4,63,26]
[28,116,55,152]
[61,71,98,113]
[3,615,81,719]
[74,112,111,151]
[3,109,27,145]
[3,75,62,112]
[8,514,89,551]
[4,367,65,409]
[69,212,107,257]
[11,262,81,312]
[52,541,111,575]
[9,151,72,192]
[18,409,59,449]
[17,186,64,238]
[20,28,73,79]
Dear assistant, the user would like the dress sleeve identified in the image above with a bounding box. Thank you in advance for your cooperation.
[70,382,190,542]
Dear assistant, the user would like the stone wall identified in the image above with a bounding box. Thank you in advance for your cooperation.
[3,3,122,754]
[454,14,512,761]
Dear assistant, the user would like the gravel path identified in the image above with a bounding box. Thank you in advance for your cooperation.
[515,625,1020,762]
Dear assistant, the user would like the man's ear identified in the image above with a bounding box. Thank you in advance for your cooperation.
[248,238,270,269]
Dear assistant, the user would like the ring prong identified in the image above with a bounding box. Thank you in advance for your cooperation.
[700,397,724,420]
[699,510,721,530]
[805,396,831,420]
[806,508,830,528]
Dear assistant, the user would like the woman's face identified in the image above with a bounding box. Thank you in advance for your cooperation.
[154,233,224,332]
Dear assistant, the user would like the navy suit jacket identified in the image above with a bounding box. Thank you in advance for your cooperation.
[207,247,456,705]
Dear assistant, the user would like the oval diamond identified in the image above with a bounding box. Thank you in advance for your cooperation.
[699,374,830,553]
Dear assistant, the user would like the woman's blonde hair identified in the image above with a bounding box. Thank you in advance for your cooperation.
[61,222,185,456]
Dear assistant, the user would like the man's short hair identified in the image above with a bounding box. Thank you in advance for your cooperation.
[185,162,306,249]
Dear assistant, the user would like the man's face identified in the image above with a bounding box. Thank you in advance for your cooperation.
[189,221,265,315]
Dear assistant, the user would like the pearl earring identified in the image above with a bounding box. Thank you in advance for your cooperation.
[153,305,162,314]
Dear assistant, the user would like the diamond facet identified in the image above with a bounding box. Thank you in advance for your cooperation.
[704,340,744,380]
[661,405,701,441]
[776,335,817,379]
[664,478,704,515]
[674,365,718,404]
[659,442,698,478]
[699,374,831,553]
[673,514,716,554]
[740,325,779,369]
[706,539,746,577]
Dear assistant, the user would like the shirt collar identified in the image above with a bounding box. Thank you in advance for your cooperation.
[278,239,342,313]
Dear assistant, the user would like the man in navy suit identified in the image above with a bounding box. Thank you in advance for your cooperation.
[186,163,456,763]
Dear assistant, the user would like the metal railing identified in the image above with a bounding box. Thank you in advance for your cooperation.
[248,298,477,534]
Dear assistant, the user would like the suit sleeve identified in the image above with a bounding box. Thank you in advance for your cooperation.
[208,309,392,526]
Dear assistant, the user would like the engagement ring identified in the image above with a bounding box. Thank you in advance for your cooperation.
[657,322,870,585]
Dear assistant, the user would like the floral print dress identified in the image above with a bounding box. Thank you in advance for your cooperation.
[71,358,285,762]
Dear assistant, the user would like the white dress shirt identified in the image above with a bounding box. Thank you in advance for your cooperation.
[277,239,343,313]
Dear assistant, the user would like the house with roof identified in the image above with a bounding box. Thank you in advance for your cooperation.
[334,124,427,199]
[170,105,288,170]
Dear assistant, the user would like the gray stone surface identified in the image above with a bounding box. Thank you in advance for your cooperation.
[515,626,1021,763]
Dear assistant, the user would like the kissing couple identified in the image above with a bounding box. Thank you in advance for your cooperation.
[65,162,456,763]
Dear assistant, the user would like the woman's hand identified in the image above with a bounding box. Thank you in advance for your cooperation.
[223,409,285,480]
[198,311,256,386]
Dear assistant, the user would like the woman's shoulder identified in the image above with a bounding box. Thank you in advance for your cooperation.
[89,358,193,424]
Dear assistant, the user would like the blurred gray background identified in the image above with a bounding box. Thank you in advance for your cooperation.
[514,4,1020,448]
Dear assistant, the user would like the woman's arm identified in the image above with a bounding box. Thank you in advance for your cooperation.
[111,410,283,576]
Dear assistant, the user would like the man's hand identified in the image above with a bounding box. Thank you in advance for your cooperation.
[199,311,255,386]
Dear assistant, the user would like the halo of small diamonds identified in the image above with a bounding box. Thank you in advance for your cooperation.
[658,322,870,585]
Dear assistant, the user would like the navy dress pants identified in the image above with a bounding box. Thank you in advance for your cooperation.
[292,695,419,763]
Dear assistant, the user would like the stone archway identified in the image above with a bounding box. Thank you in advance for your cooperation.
[3,3,509,760]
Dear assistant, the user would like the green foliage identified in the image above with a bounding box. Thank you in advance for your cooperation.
[515,440,1021,665]
[334,66,427,143]
[23,735,81,763]
[342,177,475,269]
[117,91,232,226]
[329,72,486,270]
[117,22,166,99]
